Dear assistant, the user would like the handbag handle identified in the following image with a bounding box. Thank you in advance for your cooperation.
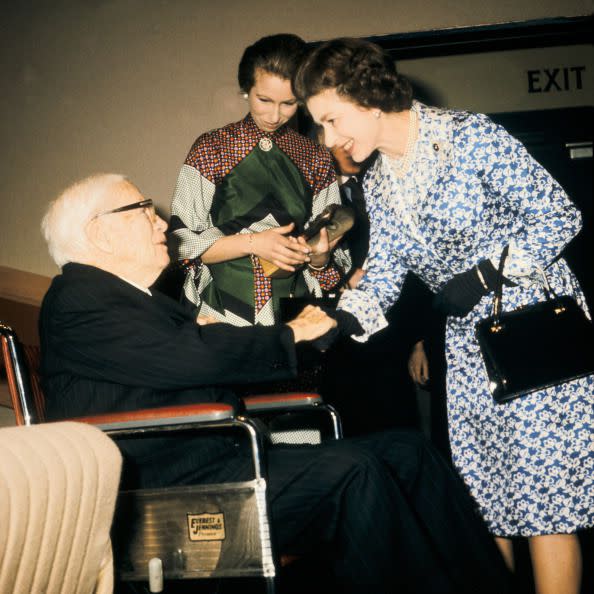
[491,246,555,323]
[491,246,509,321]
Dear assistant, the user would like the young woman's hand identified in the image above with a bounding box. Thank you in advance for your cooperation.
[251,223,311,271]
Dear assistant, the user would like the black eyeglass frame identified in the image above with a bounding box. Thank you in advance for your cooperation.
[92,199,154,220]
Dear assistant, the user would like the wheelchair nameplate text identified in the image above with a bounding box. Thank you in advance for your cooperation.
[187,512,226,542]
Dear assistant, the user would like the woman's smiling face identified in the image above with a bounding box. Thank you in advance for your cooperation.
[307,88,380,163]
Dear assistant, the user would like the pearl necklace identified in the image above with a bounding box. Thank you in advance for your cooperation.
[386,108,417,179]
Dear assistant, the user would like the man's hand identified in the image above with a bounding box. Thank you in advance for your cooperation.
[196,315,219,325]
[408,340,429,386]
[286,305,337,343]
[347,267,366,289]
[251,223,311,272]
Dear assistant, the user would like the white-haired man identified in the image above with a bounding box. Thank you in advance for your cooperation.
[39,174,511,594]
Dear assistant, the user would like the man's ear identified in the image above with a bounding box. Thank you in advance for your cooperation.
[86,218,114,254]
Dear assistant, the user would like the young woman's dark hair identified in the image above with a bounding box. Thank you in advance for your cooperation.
[237,33,307,93]
[294,37,413,113]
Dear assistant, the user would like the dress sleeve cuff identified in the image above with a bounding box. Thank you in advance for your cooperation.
[172,226,226,260]
[337,289,389,342]
[488,242,545,287]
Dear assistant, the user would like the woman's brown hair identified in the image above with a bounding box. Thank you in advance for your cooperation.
[238,34,307,93]
[294,37,412,112]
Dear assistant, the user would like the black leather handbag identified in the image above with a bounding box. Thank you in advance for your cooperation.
[475,247,594,403]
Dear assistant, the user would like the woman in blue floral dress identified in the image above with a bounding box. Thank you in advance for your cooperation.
[295,38,593,594]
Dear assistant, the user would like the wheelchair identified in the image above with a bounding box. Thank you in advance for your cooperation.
[1,321,342,593]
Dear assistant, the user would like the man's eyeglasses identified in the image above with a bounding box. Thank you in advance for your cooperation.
[92,199,156,222]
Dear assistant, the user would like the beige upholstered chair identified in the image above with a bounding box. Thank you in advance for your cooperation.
[0,421,122,594]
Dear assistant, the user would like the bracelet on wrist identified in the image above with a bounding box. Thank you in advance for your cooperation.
[246,233,255,256]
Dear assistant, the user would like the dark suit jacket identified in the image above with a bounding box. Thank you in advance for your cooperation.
[340,176,369,274]
[40,263,298,420]
[40,263,299,485]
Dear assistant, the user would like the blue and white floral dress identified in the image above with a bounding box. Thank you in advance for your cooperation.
[339,101,593,537]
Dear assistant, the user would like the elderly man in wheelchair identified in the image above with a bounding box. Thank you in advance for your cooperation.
[34,174,511,593]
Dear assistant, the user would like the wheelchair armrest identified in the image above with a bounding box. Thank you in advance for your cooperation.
[244,393,343,440]
[243,392,322,412]
[73,403,268,479]
[73,402,236,431]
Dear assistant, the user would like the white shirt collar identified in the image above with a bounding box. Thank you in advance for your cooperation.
[339,174,359,185]
[119,275,152,296]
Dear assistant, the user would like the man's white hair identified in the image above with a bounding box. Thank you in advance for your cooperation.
[41,173,128,267]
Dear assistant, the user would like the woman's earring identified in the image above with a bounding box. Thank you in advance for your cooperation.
[374,110,381,119]
[242,92,248,100]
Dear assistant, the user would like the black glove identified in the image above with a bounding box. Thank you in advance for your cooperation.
[311,309,363,351]
[433,260,514,318]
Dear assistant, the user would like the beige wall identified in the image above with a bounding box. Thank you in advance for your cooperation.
[1,0,592,279]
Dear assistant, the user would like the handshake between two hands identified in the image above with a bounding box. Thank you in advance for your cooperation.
[197,306,356,350]
[285,305,337,344]
[287,306,363,349]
